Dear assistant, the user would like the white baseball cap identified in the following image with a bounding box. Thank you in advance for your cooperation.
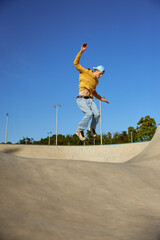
[93,65,105,73]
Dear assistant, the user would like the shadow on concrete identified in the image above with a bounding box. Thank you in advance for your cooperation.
[3,148,20,154]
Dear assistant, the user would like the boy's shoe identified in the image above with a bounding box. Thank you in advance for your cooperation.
[76,130,86,141]
[89,126,97,138]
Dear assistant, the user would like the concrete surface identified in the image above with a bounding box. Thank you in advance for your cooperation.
[0,126,160,240]
[0,141,149,163]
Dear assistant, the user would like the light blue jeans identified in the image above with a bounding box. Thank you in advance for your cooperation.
[77,97,100,131]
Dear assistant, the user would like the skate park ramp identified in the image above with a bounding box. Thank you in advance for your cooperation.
[0,140,149,163]
[0,126,160,240]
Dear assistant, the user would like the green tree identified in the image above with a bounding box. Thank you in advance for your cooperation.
[101,132,112,144]
[136,115,156,141]
[50,135,56,145]
[85,130,94,145]
[18,137,34,144]
[57,134,66,145]
[118,131,128,143]
[112,132,120,144]
[34,137,48,145]
[65,134,72,145]
[107,132,112,142]
[70,134,83,145]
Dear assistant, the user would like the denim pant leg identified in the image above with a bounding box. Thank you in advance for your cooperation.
[90,101,100,129]
[76,98,93,131]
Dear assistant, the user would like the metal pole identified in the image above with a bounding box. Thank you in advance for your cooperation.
[5,113,8,144]
[100,101,102,145]
[56,107,58,146]
[54,105,61,146]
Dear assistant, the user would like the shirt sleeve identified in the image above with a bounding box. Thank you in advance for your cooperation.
[73,52,86,73]
[93,90,102,100]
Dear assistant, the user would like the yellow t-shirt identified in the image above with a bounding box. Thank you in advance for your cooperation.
[73,52,102,100]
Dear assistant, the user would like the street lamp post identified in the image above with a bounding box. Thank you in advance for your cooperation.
[54,104,61,145]
[47,131,52,145]
[100,101,102,145]
[5,113,9,144]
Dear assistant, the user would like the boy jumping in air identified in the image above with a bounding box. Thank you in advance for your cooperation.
[74,43,109,141]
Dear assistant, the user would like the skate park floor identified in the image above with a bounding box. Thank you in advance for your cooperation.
[0,126,160,240]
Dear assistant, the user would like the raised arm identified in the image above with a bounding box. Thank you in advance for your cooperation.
[73,43,88,73]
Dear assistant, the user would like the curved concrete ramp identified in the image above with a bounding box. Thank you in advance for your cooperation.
[128,124,160,166]
[0,141,149,163]
[0,126,160,240]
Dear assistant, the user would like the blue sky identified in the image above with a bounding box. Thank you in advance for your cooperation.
[0,0,160,143]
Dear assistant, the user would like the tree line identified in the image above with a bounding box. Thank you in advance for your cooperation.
[16,115,157,145]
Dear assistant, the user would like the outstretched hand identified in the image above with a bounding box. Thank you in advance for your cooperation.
[101,98,109,104]
[80,42,87,53]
